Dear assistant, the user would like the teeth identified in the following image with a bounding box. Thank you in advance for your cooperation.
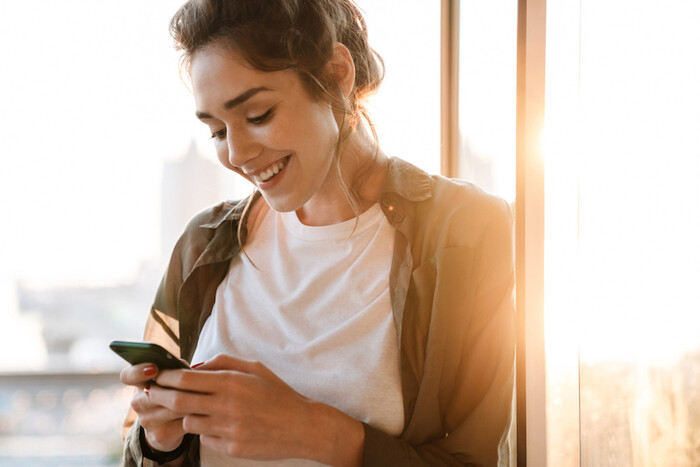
[254,159,286,182]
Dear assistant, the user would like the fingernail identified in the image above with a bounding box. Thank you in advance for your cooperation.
[143,365,157,376]
[191,362,204,369]
[143,384,150,396]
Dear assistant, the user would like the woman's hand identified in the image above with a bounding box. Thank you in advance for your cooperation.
[120,363,188,453]
[151,354,364,466]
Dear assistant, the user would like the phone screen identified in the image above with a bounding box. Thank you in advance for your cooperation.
[109,340,189,370]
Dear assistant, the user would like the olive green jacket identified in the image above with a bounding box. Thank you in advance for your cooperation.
[123,157,515,466]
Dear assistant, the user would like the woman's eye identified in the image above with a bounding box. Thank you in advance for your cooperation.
[210,128,227,140]
[246,107,275,125]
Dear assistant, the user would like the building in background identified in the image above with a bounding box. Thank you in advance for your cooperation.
[161,141,233,261]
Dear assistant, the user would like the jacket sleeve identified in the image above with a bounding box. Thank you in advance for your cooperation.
[120,311,185,466]
[363,198,516,466]
[121,234,196,466]
[120,311,187,465]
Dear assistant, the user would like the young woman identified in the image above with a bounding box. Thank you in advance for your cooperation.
[120,1,515,465]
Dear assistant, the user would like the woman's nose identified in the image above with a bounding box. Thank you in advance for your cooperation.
[226,128,260,168]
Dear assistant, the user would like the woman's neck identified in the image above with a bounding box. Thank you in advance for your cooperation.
[295,124,388,226]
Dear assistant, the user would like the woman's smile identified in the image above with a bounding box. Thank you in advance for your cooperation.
[250,154,291,186]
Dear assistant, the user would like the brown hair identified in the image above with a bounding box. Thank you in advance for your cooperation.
[170,0,384,125]
[170,0,385,240]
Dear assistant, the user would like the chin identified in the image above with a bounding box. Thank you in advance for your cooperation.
[261,194,303,214]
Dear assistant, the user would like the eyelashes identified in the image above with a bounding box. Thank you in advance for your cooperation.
[210,128,226,140]
[246,107,275,125]
[209,106,276,140]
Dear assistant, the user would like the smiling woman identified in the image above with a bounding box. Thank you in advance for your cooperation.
[117,0,515,466]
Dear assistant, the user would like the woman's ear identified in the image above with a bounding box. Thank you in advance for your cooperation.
[329,42,355,99]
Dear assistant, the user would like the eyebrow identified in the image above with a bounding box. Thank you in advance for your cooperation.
[195,86,271,119]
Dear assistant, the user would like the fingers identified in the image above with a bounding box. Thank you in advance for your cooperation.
[200,433,248,459]
[129,384,188,452]
[194,353,267,374]
[182,413,217,437]
[154,368,216,393]
[146,382,213,416]
[155,363,272,399]
[130,387,182,417]
[120,363,159,387]
[134,399,184,424]
[155,360,260,393]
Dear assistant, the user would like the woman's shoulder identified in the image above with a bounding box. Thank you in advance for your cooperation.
[386,158,511,226]
[429,174,511,223]
[428,176,512,249]
[382,158,512,253]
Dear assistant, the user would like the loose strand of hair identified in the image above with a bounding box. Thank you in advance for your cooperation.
[236,190,259,270]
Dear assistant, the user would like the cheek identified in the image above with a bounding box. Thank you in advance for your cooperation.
[293,106,339,156]
[251,126,283,150]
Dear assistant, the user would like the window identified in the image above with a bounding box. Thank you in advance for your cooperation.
[543,0,700,465]
[458,0,517,203]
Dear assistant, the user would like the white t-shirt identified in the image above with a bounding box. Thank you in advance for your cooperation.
[191,202,404,466]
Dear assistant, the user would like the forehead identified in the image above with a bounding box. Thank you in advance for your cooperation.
[190,45,293,105]
[191,46,258,91]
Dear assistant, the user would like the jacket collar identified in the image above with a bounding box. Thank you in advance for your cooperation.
[381,157,432,202]
[198,190,262,230]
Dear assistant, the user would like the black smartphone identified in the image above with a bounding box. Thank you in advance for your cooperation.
[109,340,190,369]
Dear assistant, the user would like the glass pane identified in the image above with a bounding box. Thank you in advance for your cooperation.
[543,0,583,464]
[577,1,700,465]
[545,0,700,465]
[458,0,517,202]
[357,0,441,175]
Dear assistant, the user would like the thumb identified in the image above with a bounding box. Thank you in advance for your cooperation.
[191,353,263,374]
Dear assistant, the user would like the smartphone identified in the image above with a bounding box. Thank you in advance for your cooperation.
[109,340,190,369]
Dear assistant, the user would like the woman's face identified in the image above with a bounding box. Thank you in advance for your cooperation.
[190,45,341,215]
